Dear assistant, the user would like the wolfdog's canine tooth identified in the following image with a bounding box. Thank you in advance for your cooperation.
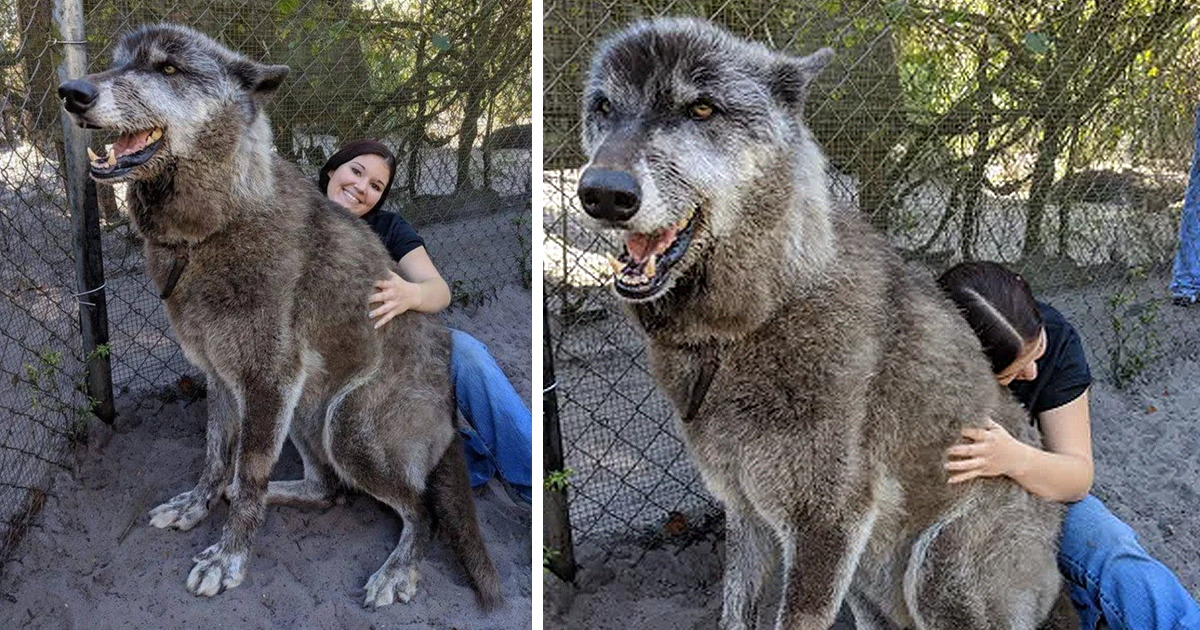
[88,147,100,162]
[608,254,623,274]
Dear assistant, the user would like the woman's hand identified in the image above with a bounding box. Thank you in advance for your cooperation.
[945,418,1030,484]
[369,270,422,328]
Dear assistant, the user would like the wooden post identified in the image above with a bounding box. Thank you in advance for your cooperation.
[543,305,576,581]
[55,0,115,424]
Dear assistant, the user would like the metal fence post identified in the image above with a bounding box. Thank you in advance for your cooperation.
[543,304,576,581]
[54,0,116,424]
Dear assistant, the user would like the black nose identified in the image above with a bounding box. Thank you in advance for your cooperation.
[58,80,99,115]
[578,168,641,222]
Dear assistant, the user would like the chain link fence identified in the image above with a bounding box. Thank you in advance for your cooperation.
[2,0,531,572]
[544,0,1200,557]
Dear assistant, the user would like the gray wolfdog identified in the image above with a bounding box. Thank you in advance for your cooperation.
[58,24,502,609]
[578,19,1071,630]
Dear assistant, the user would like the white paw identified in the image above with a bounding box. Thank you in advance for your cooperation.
[363,565,420,608]
[186,544,247,597]
[148,490,211,530]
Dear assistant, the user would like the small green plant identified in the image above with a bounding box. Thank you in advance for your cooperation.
[449,279,497,310]
[544,467,574,493]
[1108,270,1161,389]
[542,546,562,571]
[21,348,64,410]
[511,214,532,290]
[17,342,114,445]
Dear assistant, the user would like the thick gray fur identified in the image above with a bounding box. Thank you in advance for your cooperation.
[62,24,501,609]
[580,18,1071,630]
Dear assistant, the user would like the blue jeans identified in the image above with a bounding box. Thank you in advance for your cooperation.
[1058,495,1200,630]
[1170,104,1200,301]
[450,329,532,502]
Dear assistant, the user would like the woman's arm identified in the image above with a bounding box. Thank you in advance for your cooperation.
[369,246,452,327]
[946,390,1094,502]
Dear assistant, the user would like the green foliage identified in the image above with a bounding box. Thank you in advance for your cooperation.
[511,214,532,290]
[544,467,574,492]
[1108,269,1161,389]
[449,279,497,309]
[542,546,562,571]
[16,343,111,444]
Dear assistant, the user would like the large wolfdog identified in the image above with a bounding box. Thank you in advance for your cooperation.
[579,19,1069,630]
[58,24,502,609]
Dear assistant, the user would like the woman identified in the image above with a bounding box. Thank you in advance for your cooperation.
[938,261,1200,630]
[319,139,532,504]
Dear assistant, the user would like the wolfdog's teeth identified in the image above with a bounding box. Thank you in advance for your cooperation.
[87,147,100,163]
[148,128,162,142]
[608,254,623,274]
[107,149,116,167]
[645,256,656,278]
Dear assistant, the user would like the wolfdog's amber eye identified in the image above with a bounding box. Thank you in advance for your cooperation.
[162,65,177,75]
[595,97,611,116]
[689,101,714,120]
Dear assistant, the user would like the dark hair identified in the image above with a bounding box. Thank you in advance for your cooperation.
[937,261,1044,374]
[317,140,397,215]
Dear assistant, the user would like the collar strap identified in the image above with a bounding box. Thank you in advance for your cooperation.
[159,244,191,300]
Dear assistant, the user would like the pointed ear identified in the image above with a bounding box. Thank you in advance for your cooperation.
[770,48,833,112]
[231,60,290,95]
[255,64,290,94]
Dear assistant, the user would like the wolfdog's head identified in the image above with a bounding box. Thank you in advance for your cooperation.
[58,24,288,185]
[579,19,832,303]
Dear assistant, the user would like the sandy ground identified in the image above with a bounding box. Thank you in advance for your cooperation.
[544,282,1200,629]
[0,286,533,630]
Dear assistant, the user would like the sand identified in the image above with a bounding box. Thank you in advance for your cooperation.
[0,286,533,630]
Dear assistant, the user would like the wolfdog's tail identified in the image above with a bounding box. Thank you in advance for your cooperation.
[427,433,504,610]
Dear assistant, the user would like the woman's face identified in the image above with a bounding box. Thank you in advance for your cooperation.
[995,328,1047,386]
[325,153,390,217]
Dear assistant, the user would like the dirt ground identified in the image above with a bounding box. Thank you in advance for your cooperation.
[544,279,1200,629]
[0,286,533,630]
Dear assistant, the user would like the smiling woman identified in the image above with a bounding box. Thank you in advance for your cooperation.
[324,153,390,216]
[317,139,533,504]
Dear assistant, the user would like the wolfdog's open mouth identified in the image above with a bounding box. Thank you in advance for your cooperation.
[611,205,700,299]
[88,128,164,180]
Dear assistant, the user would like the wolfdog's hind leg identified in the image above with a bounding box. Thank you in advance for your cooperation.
[266,479,337,508]
[267,417,339,509]
[362,495,432,608]
[150,376,239,530]
[721,506,778,630]
[906,513,1059,630]
[845,592,901,630]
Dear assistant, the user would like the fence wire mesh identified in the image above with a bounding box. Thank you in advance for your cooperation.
[544,0,1200,554]
[2,0,531,570]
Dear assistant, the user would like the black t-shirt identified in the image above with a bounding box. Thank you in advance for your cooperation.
[362,208,424,262]
[1007,301,1092,425]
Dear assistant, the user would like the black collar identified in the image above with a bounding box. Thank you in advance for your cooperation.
[159,243,191,300]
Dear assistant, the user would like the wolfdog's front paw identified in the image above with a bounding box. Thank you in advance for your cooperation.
[149,489,213,530]
[363,565,420,608]
[186,544,247,597]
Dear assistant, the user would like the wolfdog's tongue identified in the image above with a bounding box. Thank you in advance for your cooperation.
[114,130,153,158]
[626,227,678,264]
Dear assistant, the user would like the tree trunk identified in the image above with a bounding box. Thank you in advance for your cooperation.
[407,28,428,198]
[959,42,994,261]
[16,0,58,151]
[1022,117,1065,260]
[455,79,482,193]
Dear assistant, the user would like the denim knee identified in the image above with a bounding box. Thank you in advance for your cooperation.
[1062,495,1139,554]
[450,329,491,373]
